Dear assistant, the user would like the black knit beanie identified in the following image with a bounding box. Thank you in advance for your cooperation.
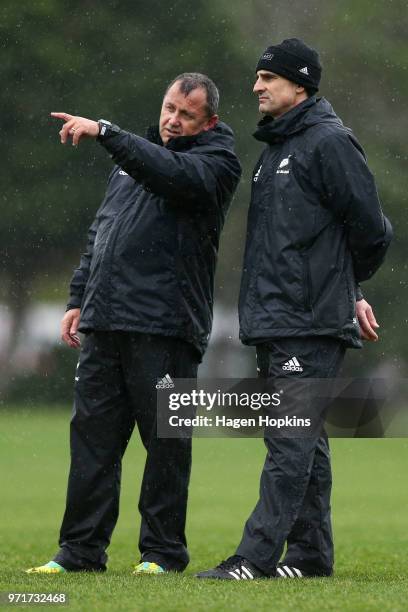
[256,38,322,93]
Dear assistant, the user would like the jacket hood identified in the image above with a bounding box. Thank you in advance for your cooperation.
[146,121,236,152]
[254,97,345,143]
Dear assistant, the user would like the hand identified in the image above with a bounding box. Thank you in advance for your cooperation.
[61,308,81,349]
[356,299,379,342]
[50,112,99,146]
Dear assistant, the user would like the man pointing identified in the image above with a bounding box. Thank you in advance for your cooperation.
[27,73,241,575]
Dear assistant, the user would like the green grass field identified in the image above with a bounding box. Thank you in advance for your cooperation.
[1,407,407,611]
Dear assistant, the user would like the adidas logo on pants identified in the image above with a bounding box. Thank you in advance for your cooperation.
[282,357,303,372]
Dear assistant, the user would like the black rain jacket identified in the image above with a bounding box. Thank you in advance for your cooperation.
[239,96,392,348]
[68,121,241,356]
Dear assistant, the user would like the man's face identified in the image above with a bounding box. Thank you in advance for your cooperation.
[159,81,218,144]
[253,70,304,118]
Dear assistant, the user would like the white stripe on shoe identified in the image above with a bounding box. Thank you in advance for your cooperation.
[277,565,304,578]
[228,566,255,580]
[229,570,241,580]
[241,566,254,579]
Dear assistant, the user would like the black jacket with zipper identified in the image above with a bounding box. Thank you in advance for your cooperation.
[239,96,392,348]
[67,121,241,357]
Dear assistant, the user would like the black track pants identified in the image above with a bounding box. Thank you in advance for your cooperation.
[236,337,346,576]
[54,331,199,572]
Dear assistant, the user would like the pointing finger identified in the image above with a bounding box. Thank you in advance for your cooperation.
[50,112,73,122]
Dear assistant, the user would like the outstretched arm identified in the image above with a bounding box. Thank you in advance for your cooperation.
[50,112,242,206]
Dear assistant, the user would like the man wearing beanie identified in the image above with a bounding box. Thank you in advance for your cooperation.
[197,39,392,580]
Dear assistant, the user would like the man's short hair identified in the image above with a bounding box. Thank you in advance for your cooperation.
[166,73,219,117]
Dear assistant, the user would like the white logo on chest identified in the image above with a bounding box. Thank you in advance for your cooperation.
[276,156,291,174]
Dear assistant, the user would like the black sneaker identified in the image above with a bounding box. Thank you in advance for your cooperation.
[195,555,268,580]
[276,562,332,578]
[275,563,308,578]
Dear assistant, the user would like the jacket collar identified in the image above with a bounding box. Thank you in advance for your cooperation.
[254,96,318,143]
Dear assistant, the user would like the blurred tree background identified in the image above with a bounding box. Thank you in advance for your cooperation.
[0,0,406,402]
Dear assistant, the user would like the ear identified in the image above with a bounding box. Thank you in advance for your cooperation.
[203,114,219,131]
[295,84,306,94]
